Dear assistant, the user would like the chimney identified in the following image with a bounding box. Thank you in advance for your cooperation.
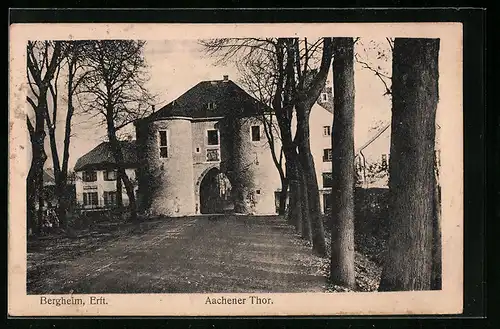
[223,75,229,82]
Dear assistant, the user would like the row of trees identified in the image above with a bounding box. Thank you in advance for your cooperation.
[26,37,440,291]
[202,37,441,291]
[26,40,154,234]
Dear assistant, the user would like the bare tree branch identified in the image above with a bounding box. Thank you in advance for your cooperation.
[355,53,392,96]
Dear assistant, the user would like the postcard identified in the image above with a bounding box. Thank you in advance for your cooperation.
[8,22,463,316]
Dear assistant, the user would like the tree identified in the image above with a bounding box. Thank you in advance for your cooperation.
[200,38,303,230]
[292,37,333,257]
[79,40,154,221]
[330,37,356,289]
[201,38,332,256]
[379,38,440,291]
[356,37,441,289]
[44,41,88,228]
[26,40,62,234]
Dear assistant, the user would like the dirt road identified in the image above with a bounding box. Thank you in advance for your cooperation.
[27,215,328,294]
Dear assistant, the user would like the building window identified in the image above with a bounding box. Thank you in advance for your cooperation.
[321,93,328,102]
[207,102,216,110]
[256,189,261,195]
[206,149,220,162]
[83,192,98,207]
[381,154,388,169]
[207,129,219,146]
[159,130,168,158]
[251,125,261,142]
[195,147,200,153]
[104,169,117,181]
[103,191,117,206]
[322,173,333,188]
[323,149,332,162]
[323,126,331,136]
[323,193,332,213]
[83,170,97,182]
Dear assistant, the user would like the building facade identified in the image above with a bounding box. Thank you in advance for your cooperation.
[74,142,138,210]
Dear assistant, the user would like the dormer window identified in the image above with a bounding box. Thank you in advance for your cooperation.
[207,102,216,110]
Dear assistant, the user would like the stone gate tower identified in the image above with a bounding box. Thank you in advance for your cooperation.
[135,76,280,217]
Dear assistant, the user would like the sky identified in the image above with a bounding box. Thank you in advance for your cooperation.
[41,38,393,171]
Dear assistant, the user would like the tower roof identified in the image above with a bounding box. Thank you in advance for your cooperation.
[146,78,271,120]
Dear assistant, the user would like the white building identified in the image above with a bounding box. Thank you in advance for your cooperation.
[73,141,138,210]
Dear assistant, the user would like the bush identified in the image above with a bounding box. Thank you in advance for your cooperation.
[324,187,390,265]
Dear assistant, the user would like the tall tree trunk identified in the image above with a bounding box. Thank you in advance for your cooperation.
[379,38,440,291]
[46,121,65,228]
[298,164,312,243]
[27,92,49,235]
[286,155,303,233]
[28,96,47,234]
[57,60,76,229]
[26,41,61,235]
[431,157,442,290]
[26,165,37,235]
[278,177,288,216]
[296,105,327,257]
[116,170,123,208]
[330,37,356,289]
[106,115,137,221]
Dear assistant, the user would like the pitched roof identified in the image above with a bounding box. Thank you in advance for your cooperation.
[146,79,271,120]
[74,141,138,172]
[356,122,391,154]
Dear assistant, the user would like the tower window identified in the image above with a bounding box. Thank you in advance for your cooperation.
[207,129,219,146]
[323,126,331,136]
[321,93,328,101]
[207,102,216,110]
[251,125,261,141]
[159,130,169,158]
[256,189,261,195]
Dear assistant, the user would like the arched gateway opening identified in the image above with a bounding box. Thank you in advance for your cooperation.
[199,167,233,214]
